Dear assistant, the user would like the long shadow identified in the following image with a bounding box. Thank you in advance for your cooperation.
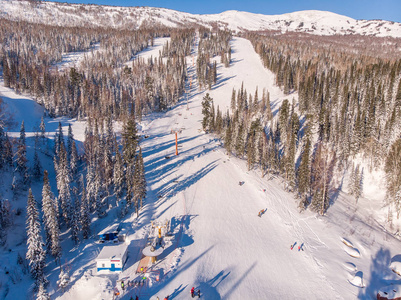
[222,261,258,299]
[119,246,215,299]
[196,270,231,299]
[358,247,400,299]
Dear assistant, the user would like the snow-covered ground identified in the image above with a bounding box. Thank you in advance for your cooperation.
[1,36,401,300]
[1,1,401,38]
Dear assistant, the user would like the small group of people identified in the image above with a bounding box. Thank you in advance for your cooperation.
[191,286,201,298]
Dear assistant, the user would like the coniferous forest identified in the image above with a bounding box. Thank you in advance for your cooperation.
[0,4,401,296]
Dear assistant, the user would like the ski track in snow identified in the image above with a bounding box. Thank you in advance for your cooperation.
[1,35,401,300]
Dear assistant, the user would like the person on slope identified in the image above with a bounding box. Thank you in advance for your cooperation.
[191,286,195,297]
[197,289,201,298]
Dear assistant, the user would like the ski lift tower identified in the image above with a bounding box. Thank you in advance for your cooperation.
[142,227,164,264]
[170,129,181,156]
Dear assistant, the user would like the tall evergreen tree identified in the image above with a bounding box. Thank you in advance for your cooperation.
[32,149,43,180]
[41,170,61,260]
[55,143,71,225]
[122,116,138,166]
[79,175,90,239]
[201,93,212,132]
[26,189,46,281]
[36,280,50,300]
[16,121,29,184]
[297,138,311,211]
[39,116,46,145]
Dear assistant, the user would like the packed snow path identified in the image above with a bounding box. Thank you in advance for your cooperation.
[137,37,340,299]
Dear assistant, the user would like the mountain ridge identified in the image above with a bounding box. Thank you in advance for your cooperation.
[1,0,401,38]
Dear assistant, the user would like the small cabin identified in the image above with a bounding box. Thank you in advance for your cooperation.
[97,223,121,243]
[96,244,128,273]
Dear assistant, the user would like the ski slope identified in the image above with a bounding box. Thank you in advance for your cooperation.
[1,36,401,300]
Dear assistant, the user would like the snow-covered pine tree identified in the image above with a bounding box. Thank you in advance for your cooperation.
[57,267,70,291]
[36,280,50,300]
[16,121,29,184]
[55,143,72,225]
[79,175,90,239]
[125,163,134,209]
[39,116,46,145]
[385,139,401,217]
[352,164,362,203]
[67,124,73,161]
[310,143,336,215]
[26,189,46,281]
[113,144,124,200]
[32,149,42,180]
[70,139,78,176]
[297,138,311,211]
[201,93,212,132]
[3,133,13,167]
[41,170,61,260]
[122,116,139,166]
[54,122,64,156]
[137,148,147,211]
[70,190,80,244]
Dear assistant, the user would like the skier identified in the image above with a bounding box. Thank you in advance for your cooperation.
[191,286,195,297]
[121,280,125,291]
[135,296,139,300]
[164,296,169,300]
[197,289,201,298]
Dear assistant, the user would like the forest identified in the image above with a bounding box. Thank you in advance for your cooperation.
[1,13,401,296]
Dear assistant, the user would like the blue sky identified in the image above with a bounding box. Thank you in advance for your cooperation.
[52,0,401,23]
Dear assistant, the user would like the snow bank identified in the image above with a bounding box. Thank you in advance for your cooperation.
[390,255,401,276]
[344,246,361,258]
[348,271,364,288]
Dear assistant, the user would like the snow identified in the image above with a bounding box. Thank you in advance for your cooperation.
[96,243,128,261]
[1,1,401,38]
[378,285,401,299]
[2,26,401,300]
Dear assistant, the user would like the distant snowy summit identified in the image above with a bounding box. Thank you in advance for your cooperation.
[1,0,401,38]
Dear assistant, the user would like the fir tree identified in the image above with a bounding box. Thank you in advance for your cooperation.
[201,93,212,132]
[39,116,46,145]
[113,145,124,200]
[32,149,43,180]
[122,116,138,166]
[137,148,147,211]
[70,193,80,244]
[16,121,29,184]
[310,143,336,215]
[42,170,61,260]
[79,175,90,239]
[36,280,50,300]
[57,268,70,291]
[297,138,311,211]
[54,122,64,156]
[55,143,71,225]
[26,189,46,281]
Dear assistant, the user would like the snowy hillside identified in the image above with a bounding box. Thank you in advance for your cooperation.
[1,30,401,299]
[1,0,401,38]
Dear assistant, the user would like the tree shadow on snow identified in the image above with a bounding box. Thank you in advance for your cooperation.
[358,247,401,299]
[196,270,232,299]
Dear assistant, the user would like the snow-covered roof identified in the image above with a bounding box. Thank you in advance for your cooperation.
[96,244,128,261]
[98,223,120,235]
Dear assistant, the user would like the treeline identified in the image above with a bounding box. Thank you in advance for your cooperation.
[0,113,146,293]
[202,29,401,217]
[244,32,401,216]
[196,29,232,89]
